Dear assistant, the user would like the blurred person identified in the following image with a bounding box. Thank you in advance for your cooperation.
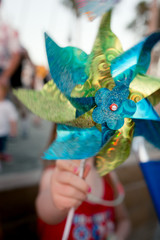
[43,72,51,85]
[36,125,131,240]
[0,85,17,162]
[34,66,48,90]
[10,46,36,138]
[0,0,21,87]
[11,47,35,89]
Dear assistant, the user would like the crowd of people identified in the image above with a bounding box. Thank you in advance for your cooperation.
[0,0,50,167]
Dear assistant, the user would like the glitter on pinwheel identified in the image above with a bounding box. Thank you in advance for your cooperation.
[13,12,160,177]
[92,86,136,130]
[12,10,160,240]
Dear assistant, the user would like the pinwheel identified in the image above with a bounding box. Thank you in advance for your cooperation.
[75,0,120,20]
[14,12,160,177]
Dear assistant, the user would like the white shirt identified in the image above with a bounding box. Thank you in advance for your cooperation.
[0,99,18,136]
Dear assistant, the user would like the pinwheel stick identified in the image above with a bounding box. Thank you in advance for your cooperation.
[62,159,86,240]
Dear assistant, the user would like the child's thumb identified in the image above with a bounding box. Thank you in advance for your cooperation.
[83,163,91,179]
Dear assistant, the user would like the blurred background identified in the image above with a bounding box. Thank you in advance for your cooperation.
[0,0,160,239]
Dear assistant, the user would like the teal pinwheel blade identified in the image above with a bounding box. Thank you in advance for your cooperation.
[111,32,160,86]
[68,96,95,116]
[43,124,102,160]
[45,33,96,114]
[131,98,160,121]
[45,33,88,96]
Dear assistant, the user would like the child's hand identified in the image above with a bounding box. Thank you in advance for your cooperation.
[50,160,91,211]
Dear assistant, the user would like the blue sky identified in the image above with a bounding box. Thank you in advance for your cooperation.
[1,0,150,66]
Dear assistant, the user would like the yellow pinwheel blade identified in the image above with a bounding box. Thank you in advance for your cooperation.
[129,73,160,103]
[71,11,123,98]
[96,118,135,176]
[147,89,160,107]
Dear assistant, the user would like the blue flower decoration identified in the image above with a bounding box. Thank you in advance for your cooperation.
[92,85,136,130]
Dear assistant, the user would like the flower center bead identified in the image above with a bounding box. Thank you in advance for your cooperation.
[109,103,118,111]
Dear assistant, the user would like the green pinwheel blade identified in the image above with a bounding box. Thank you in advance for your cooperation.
[129,73,160,103]
[71,11,123,98]
[96,118,135,176]
[66,108,95,128]
[97,11,123,64]
[13,80,76,123]
[147,89,160,107]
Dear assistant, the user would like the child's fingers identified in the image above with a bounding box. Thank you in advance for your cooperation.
[54,194,82,211]
[56,182,87,202]
[56,160,91,179]
[57,171,89,194]
[56,160,79,174]
[83,163,91,179]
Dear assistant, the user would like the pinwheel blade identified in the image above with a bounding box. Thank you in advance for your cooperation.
[98,11,123,64]
[96,119,135,176]
[68,96,95,116]
[71,11,123,98]
[129,74,160,103]
[45,33,88,96]
[66,108,95,128]
[147,89,160,107]
[132,98,160,121]
[140,161,160,221]
[111,32,160,86]
[13,81,76,123]
[134,119,160,149]
[43,124,102,160]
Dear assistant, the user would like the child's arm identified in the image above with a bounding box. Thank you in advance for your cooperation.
[114,203,131,240]
[36,160,90,225]
[10,120,17,137]
[7,101,18,137]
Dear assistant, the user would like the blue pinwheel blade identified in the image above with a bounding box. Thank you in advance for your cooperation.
[45,33,95,114]
[43,124,102,160]
[134,119,160,149]
[101,123,115,146]
[45,33,88,96]
[68,96,95,116]
[111,32,160,86]
[140,161,160,221]
[131,98,160,121]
